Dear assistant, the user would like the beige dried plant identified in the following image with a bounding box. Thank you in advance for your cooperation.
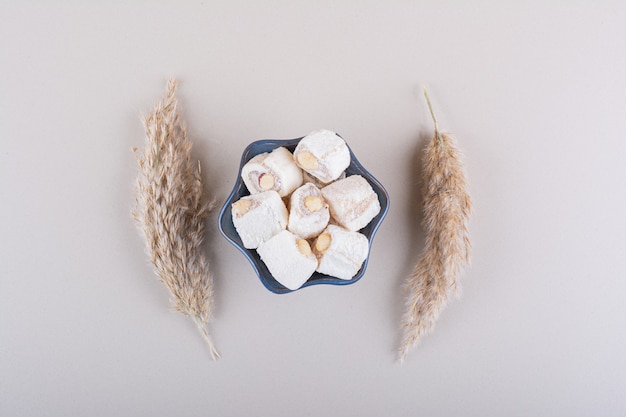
[132,79,220,360]
[398,88,472,363]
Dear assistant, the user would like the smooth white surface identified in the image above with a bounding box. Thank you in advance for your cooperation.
[2,2,626,416]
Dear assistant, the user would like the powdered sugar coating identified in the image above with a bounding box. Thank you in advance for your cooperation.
[321,175,381,231]
[231,190,288,249]
[257,230,318,290]
[241,147,303,197]
[288,183,330,239]
[294,130,350,183]
[314,225,369,280]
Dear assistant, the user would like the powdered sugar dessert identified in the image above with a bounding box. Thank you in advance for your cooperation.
[287,183,330,239]
[231,190,288,249]
[241,146,303,197]
[321,175,381,232]
[257,230,318,290]
[293,130,350,184]
[313,225,369,280]
[227,131,385,291]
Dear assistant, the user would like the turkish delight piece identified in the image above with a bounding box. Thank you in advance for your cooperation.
[257,230,318,290]
[293,130,350,184]
[232,190,288,249]
[313,225,369,280]
[287,183,330,239]
[321,175,381,231]
[241,147,303,197]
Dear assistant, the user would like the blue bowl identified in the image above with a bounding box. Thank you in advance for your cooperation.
[218,136,390,294]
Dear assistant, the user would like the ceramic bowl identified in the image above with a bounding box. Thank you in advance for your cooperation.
[218,136,389,294]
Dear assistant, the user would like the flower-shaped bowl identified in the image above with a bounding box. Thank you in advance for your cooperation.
[218,136,389,294]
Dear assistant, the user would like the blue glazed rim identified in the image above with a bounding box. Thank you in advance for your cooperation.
[218,136,390,294]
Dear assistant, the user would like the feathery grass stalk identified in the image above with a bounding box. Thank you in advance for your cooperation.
[132,79,220,360]
[397,87,472,363]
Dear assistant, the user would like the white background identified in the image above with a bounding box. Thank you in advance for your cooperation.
[2,1,625,416]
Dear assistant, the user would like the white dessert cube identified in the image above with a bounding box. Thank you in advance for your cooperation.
[241,146,303,197]
[287,183,330,239]
[231,190,288,249]
[321,175,381,231]
[257,230,318,290]
[293,130,350,184]
[313,225,369,280]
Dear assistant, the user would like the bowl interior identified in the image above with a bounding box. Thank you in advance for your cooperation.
[218,137,389,294]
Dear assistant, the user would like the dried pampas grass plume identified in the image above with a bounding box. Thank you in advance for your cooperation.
[132,79,220,360]
[397,87,472,363]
